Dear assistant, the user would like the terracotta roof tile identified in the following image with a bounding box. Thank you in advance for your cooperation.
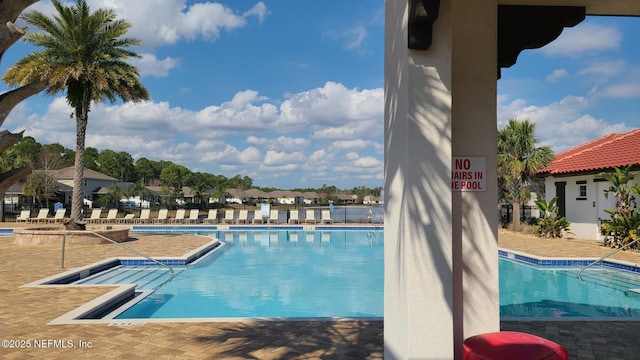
[540,129,640,175]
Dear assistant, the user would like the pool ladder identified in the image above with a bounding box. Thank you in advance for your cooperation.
[577,237,640,282]
[60,230,175,290]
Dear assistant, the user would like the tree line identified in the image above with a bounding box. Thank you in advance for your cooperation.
[0,136,383,203]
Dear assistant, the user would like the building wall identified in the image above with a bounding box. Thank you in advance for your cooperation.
[545,174,639,240]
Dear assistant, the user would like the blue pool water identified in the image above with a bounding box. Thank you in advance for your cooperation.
[500,258,640,318]
[78,229,640,319]
[114,230,384,319]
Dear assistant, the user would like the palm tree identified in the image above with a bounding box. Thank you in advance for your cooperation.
[497,119,554,231]
[3,0,149,222]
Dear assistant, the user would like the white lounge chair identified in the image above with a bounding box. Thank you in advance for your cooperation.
[304,209,316,224]
[204,209,218,224]
[85,208,103,223]
[288,210,299,224]
[268,210,279,224]
[136,209,151,223]
[49,208,67,223]
[153,209,169,223]
[236,210,249,224]
[119,213,135,223]
[171,209,186,223]
[223,210,235,224]
[16,210,30,222]
[252,210,264,224]
[321,210,333,224]
[100,209,118,223]
[185,209,200,224]
[29,208,49,223]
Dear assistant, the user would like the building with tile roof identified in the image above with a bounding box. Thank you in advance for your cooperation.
[539,129,640,240]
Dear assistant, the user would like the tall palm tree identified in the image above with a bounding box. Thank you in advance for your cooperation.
[497,119,554,231]
[3,0,149,222]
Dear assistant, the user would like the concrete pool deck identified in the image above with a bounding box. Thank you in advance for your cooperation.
[0,224,639,359]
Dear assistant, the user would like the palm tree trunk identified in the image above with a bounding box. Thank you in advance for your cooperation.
[512,200,521,232]
[71,104,89,222]
[510,178,522,232]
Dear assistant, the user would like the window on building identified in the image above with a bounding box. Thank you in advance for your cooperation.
[579,185,586,197]
[576,180,587,200]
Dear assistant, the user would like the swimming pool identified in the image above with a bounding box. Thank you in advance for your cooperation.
[500,257,640,318]
[110,229,384,319]
[41,227,640,321]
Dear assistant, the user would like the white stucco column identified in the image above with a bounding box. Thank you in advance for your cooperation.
[450,0,499,351]
[384,0,499,358]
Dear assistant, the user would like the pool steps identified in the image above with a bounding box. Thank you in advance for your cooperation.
[75,266,184,290]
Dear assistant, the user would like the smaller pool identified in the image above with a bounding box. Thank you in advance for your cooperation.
[500,257,640,318]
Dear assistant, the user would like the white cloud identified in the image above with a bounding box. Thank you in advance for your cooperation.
[498,94,631,152]
[245,136,310,152]
[546,69,568,83]
[343,26,367,51]
[279,82,383,139]
[134,54,180,78]
[542,22,622,57]
[598,82,640,99]
[28,1,269,50]
[578,60,626,78]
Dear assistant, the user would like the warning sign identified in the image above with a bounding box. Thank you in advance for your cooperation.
[451,156,486,192]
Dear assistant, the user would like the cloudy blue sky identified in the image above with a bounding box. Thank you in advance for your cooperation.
[1,1,638,190]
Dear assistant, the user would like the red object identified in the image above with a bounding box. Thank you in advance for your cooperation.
[463,331,569,360]
[539,128,640,176]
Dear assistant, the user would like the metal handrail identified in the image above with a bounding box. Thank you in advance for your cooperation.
[61,230,175,289]
[578,237,640,281]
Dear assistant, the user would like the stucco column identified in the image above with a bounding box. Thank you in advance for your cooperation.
[384,0,499,358]
[450,0,499,353]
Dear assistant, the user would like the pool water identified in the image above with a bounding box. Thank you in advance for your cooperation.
[115,230,384,319]
[500,259,640,318]
[82,229,640,319]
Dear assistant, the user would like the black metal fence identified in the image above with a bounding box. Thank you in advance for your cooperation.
[500,205,536,227]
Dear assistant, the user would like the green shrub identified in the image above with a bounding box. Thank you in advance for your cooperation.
[533,197,572,238]
[598,166,640,249]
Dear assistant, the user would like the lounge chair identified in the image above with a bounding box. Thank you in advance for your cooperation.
[268,210,279,224]
[185,209,200,224]
[236,210,249,224]
[252,210,264,224]
[321,210,333,224]
[100,209,118,223]
[85,208,103,223]
[288,210,300,224]
[170,209,186,223]
[29,208,49,223]
[203,209,218,224]
[223,210,235,224]
[304,209,316,224]
[119,214,135,223]
[136,209,151,223]
[153,209,168,223]
[49,208,67,223]
[16,210,30,222]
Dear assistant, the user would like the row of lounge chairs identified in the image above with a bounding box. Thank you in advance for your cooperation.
[214,209,333,224]
[16,208,68,223]
[15,208,335,224]
[84,208,334,224]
